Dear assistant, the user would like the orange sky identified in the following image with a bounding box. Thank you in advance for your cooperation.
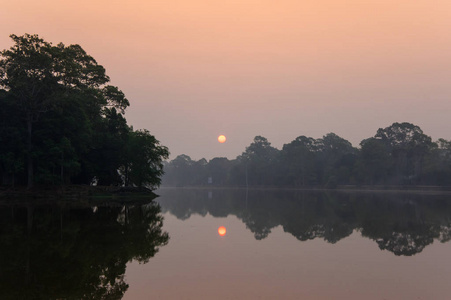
[2,0,451,159]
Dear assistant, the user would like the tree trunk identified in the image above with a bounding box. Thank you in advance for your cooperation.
[27,116,33,189]
[61,151,64,184]
[26,204,33,285]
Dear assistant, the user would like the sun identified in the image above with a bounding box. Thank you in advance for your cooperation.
[218,226,226,236]
[218,135,226,143]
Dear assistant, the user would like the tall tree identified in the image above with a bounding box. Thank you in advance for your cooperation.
[121,129,169,188]
[358,138,392,185]
[0,34,125,187]
[239,136,279,186]
[0,89,25,185]
[316,133,357,186]
[281,136,318,186]
[207,157,231,185]
[1,34,170,188]
[375,122,433,184]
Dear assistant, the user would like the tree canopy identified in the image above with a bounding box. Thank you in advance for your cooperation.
[0,34,168,188]
[163,123,451,188]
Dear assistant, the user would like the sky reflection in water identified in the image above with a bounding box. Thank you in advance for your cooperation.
[124,188,451,300]
[2,189,450,299]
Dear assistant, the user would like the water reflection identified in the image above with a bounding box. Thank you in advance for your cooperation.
[157,189,451,256]
[0,200,168,299]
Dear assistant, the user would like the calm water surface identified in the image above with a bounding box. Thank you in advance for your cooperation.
[2,189,451,299]
[124,188,451,300]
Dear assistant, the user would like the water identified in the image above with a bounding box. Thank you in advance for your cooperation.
[0,200,168,299]
[2,189,451,299]
[125,188,451,300]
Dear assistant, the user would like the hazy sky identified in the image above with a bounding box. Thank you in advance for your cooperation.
[1,0,451,160]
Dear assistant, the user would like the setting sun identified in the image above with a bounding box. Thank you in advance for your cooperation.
[218,226,226,236]
[218,135,226,143]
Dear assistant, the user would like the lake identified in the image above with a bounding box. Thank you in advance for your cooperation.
[2,188,451,299]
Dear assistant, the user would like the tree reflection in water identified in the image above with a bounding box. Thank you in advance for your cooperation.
[0,200,169,299]
[158,189,451,256]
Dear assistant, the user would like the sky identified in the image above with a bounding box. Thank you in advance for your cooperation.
[1,0,451,160]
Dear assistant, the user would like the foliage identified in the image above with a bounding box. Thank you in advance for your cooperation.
[121,129,169,188]
[162,122,451,188]
[374,122,433,184]
[239,136,280,186]
[0,34,168,188]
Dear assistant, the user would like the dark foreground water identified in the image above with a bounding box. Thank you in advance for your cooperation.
[2,189,451,299]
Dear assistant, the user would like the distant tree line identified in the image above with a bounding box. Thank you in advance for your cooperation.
[163,122,451,187]
[0,34,168,188]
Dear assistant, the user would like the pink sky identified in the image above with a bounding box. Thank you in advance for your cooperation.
[1,0,451,159]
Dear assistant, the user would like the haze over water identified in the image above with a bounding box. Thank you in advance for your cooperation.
[2,2,451,298]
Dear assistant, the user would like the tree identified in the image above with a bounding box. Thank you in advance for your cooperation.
[358,138,392,185]
[0,34,168,188]
[422,138,451,185]
[0,34,115,187]
[207,157,231,185]
[281,136,319,186]
[316,133,357,186]
[239,136,279,186]
[122,129,169,188]
[0,89,25,185]
[161,126,448,188]
[162,155,195,186]
[374,122,433,184]
[0,34,130,187]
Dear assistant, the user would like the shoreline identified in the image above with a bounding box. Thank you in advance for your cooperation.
[0,185,158,201]
[157,185,451,195]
